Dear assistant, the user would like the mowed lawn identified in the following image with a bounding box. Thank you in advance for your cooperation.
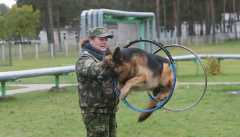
[0,40,240,136]
[1,84,240,137]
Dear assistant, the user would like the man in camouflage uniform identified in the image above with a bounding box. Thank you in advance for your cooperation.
[75,27,119,137]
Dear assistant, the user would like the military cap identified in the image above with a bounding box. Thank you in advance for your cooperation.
[88,27,113,39]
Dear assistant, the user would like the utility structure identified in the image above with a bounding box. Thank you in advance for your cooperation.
[81,9,157,52]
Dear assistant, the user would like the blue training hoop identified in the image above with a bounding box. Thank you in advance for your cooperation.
[114,39,177,113]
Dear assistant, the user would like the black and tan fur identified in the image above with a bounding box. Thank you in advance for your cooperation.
[98,47,174,122]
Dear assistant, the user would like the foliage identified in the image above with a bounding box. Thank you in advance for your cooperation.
[206,57,222,75]
[5,5,41,41]
[0,3,9,16]
[0,15,7,40]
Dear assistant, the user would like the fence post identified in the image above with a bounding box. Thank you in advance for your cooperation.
[35,44,38,59]
[55,75,59,88]
[1,45,4,62]
[1,81,6,97]
[51,43,54,58]
[196,35,198,46]
[65,42,68,57]
[181,36,183,46]
[9,43,12,66]
[19,44,22,60]
[188,36,190,46]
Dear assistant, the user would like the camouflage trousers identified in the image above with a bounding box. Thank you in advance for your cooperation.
[82,113,117,137]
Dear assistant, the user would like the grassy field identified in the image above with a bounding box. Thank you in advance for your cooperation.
[1,84,240,137]
[0,40,240,136]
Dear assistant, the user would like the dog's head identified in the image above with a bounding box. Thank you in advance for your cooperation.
[98,47,123,87]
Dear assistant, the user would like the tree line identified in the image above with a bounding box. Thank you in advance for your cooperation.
[0,0,239,45]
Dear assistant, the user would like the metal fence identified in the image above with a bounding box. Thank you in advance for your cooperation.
[0,32,237,65]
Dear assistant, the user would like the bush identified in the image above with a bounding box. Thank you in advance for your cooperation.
[206,57,222,75]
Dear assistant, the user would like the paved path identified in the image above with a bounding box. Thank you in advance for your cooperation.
[1,82,240,96]
[0,84,77,96]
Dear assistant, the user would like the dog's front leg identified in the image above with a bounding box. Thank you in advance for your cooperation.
[120,74,147,100]
[117,82,124,90]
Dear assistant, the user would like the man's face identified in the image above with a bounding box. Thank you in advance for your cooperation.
[89,37,108,52]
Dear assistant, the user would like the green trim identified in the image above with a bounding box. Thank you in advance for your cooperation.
[54,73,73,88]
[103,14,153,23]
[1,82,6,97]
[1,79,20,97]
[103,18,143,23]
[193,59,199,76]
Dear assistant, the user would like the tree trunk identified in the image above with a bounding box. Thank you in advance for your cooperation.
[163,0,167,37]
[200,1,204,35]
[211,0,216,44]
[173,0,177,23]
[176,0,181,38]
[237,0,240,21]
[144,0,147,11]
[228,0,233,32]
[233,0,238,41]
[223,0,226,33]
[76,0,84,50]
[56,6,62,52]
[156,0,160,42]
[47,0,55,55]
[188,0,195,36]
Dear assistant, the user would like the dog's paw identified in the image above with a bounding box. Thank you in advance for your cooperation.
[120,87,130,100]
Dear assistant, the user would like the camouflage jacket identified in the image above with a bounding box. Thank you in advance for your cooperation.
[75,49,119,114]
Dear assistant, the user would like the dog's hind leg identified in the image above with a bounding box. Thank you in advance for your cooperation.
[137,99,157,122]
[137,87,165,122]
[157,63,174,101]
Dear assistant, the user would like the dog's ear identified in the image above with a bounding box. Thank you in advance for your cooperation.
[113,47,123,61]
[105,47,112,56]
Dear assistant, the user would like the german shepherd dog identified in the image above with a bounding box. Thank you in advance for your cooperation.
[98,47,174,122]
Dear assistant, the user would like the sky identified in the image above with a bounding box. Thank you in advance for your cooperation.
[0,0,16,8]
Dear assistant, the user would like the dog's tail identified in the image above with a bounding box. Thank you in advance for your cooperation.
[137,100,157,122]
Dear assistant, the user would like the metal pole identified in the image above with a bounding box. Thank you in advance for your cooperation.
[55,75,59,88]
[2,45,4,62]
[194,59,199,76]
[1,81,6,97]
[65,42,68,57]
[9,43,12,65]
[35,44,38,59]
[19,44,22,60]
[51,43,54,58]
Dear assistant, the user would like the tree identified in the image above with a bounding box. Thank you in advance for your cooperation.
[47,0,54,44]
[176,0,181,38]
[0,15,7,40]
[156,0,160,42]
[162,0,167,37]
[0,4,9,16]
[211,0,216,44]
[6,5,40,42]
[233,0,238,41]
[223,0,226,33]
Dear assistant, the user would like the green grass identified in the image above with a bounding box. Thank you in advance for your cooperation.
[1,85,240,136]
[0,40,240,136]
